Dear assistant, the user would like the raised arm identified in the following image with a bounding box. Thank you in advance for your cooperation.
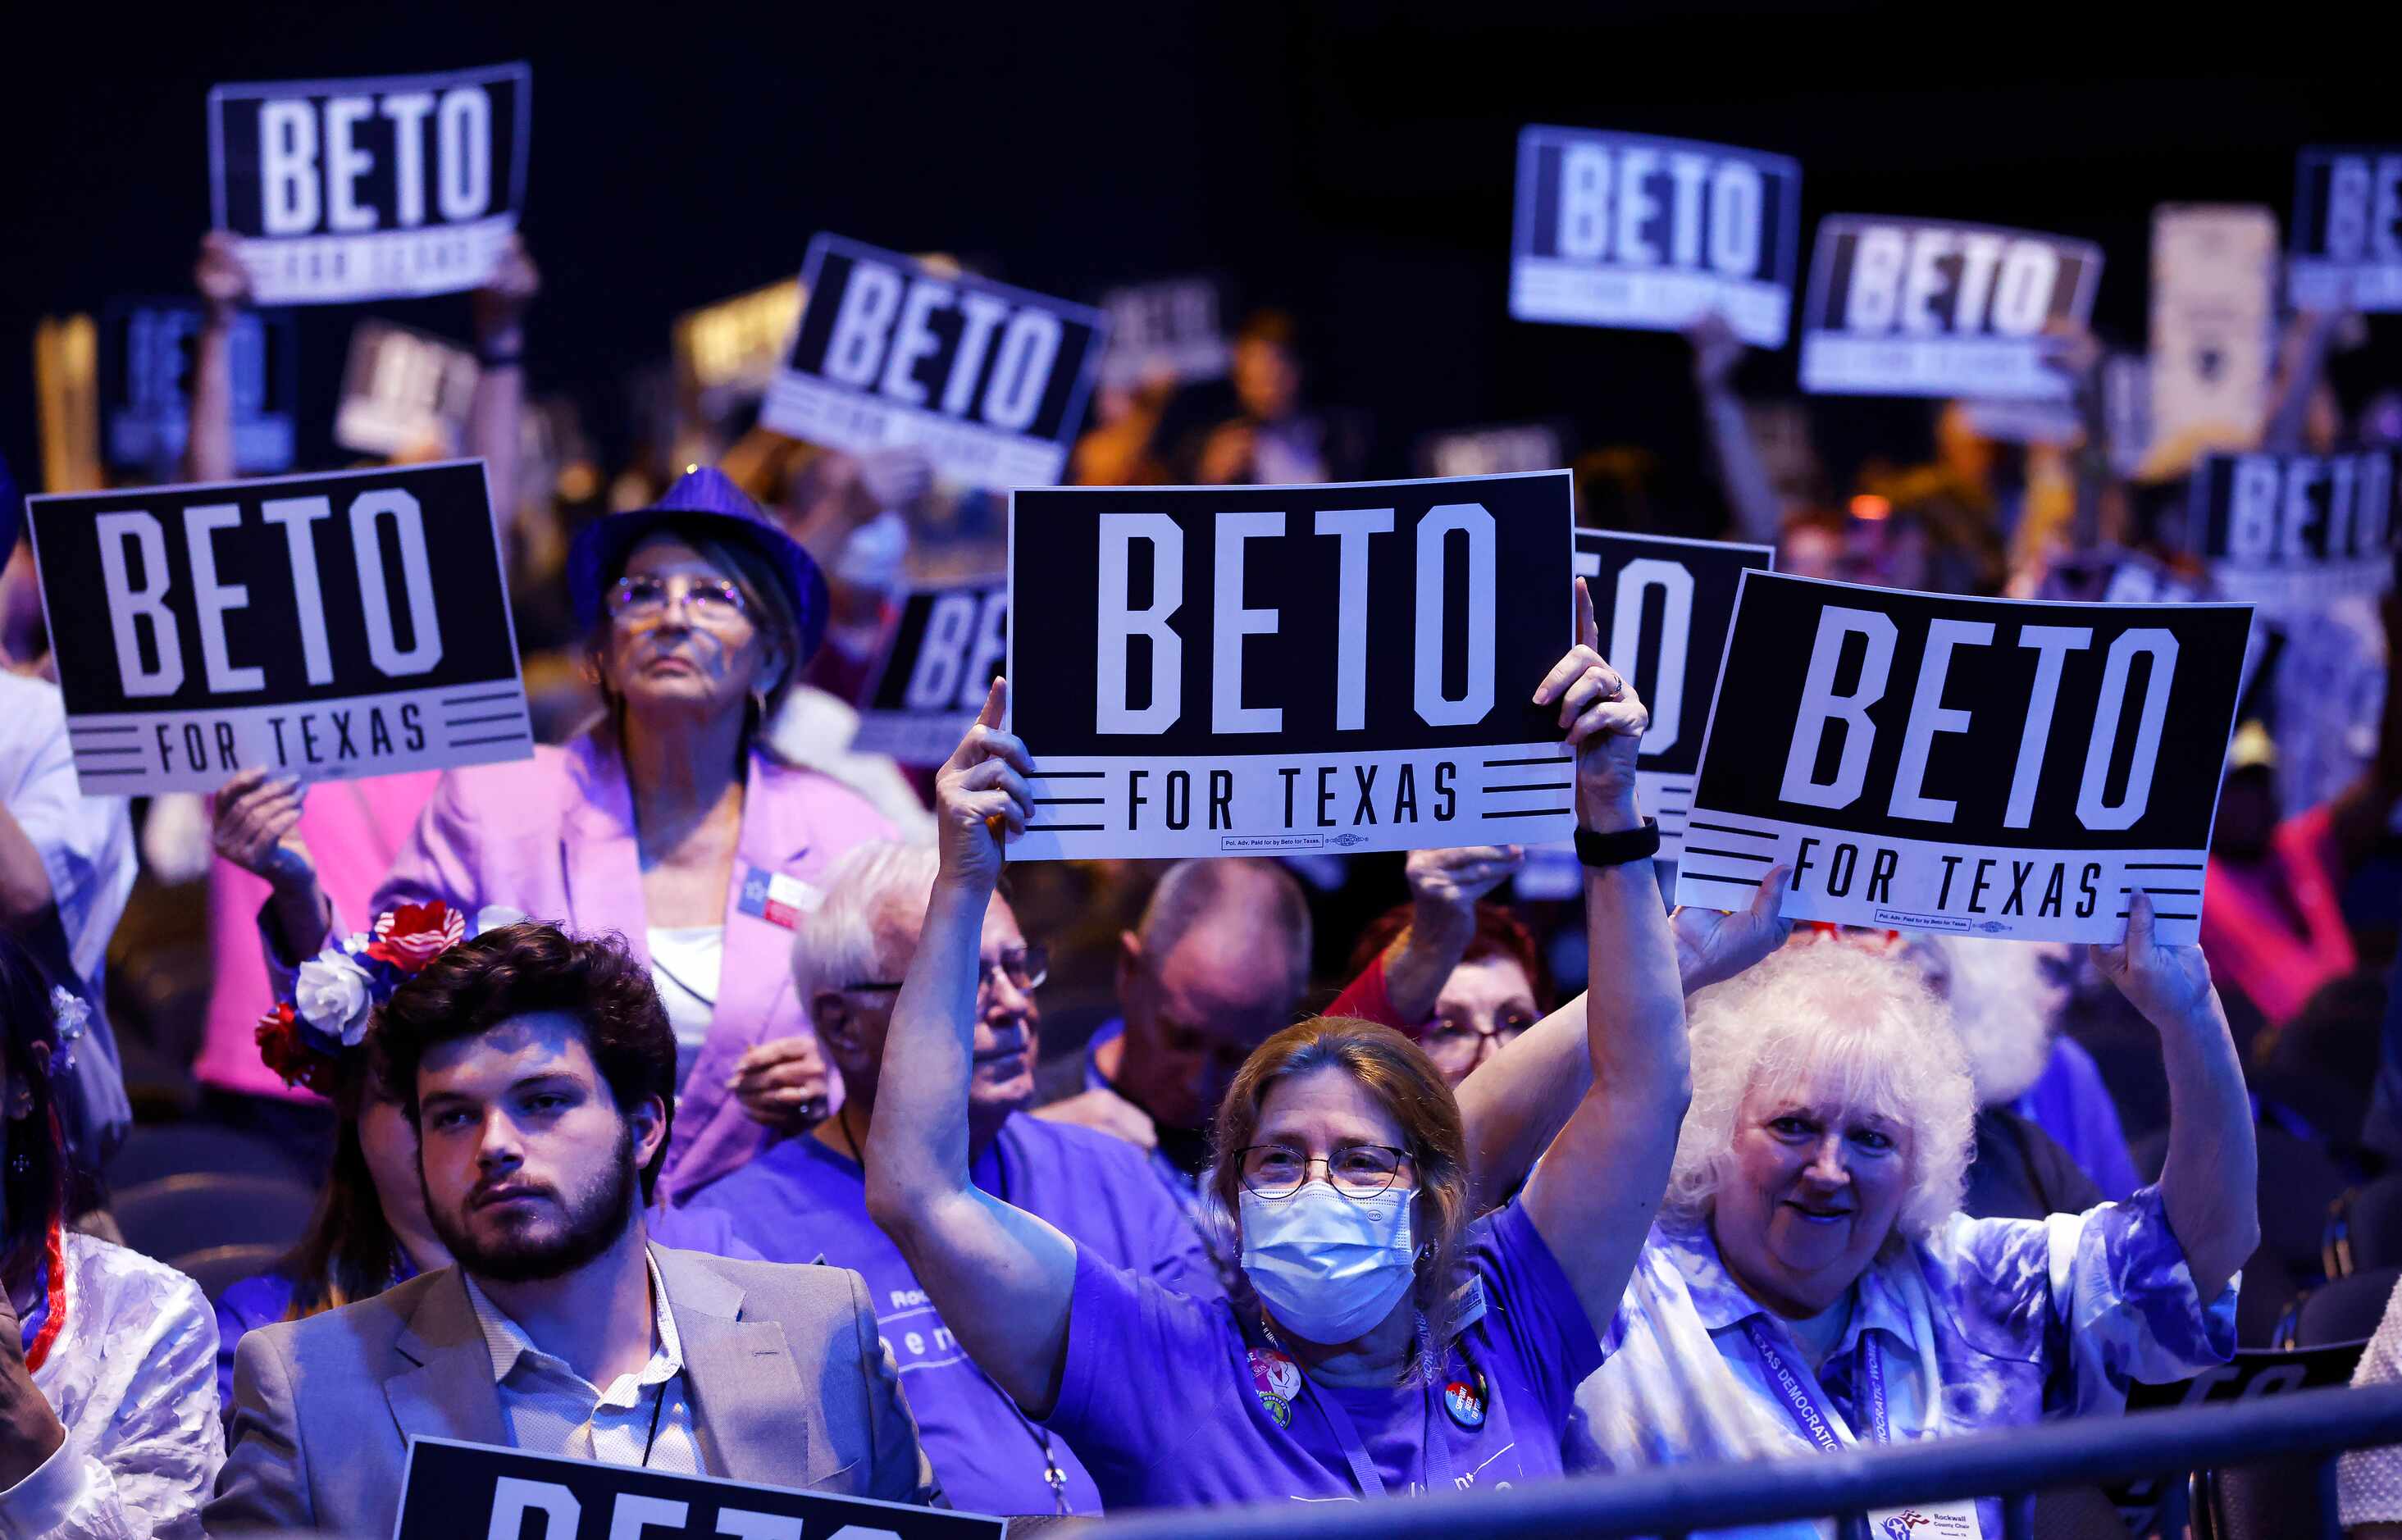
[862,680,1079,1415]
[185,233,250,484]
[1688,312,1784,546]
[465,237,539,571]
[1514,579,1691,1333]
[1457,866,1789,1213]
[2095,893,2259,1301]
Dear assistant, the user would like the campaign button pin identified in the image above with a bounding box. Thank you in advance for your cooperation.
[1257,1392,1292,1429]
[1249,1347,1301,1401]
[1443,1381,1486,1428]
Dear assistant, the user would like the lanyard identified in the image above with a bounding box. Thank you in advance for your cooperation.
[1261,1315,1456,1499]
[1742,1316,1889,1451]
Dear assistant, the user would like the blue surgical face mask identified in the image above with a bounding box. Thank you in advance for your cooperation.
[1238,1180,1417,1345]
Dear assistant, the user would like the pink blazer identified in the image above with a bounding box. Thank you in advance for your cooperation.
[317,731,898,1200]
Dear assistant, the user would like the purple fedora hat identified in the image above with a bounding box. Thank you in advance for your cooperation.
[567,464,829,663]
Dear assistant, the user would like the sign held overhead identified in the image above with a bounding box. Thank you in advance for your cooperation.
[208,62,531,305]
[1511,126,1802,348]
[1007,472,1576,860]
[763,234,1107,490]
[1798,216,2102,399]
[2289,147,2402,311]
[1675,573,2250,944]
[1575,529,1774,863]
[24,460,531,795]
[100,299,296,476]
[850,579,1010,765]
[2189,449,2396,610]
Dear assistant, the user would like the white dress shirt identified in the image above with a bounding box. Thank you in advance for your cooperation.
[460,1247,701,1474]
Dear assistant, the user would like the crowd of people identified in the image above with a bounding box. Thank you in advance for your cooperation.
[0,120,2399,1540]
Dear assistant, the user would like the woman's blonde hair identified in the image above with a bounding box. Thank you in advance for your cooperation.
[1666,939,1977,1248]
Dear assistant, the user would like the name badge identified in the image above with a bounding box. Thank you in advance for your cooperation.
[737,867,819,929]
[1871,1501,1981,1540]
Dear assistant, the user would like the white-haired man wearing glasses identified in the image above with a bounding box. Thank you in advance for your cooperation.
[673,841,1218,1519]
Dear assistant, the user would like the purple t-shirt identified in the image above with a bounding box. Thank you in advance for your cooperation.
[1046,1199,1601,1506]
[676,1111,1218,1515]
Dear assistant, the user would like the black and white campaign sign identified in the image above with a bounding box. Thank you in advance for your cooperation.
[763,235,1107,490]
[1575,530,1774,863]
[1006,472,1575,860]
[850,580,1008,764]
[2108,1343,2368,1525]
[334,319,479,457]
[1675,574,2250,945]
[2190,449,2397,611]
[2290,147,2402,311]
[394,1436,1003,1540]
[1511,126,1801,347]
[208,62,531,306]
[1415,422,1564,481]
[1798,216,2102,400]
[100,299,295,476]
[24,461,531,795]
[1098,276,1228,389]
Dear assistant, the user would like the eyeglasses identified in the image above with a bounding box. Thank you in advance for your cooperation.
[837,943,1049,999]
[1237,1142,1412,1200]
[1421,1011,1535,1058]
[605,573,750,625]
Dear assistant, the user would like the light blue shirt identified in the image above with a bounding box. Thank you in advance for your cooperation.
[1569,1186,2238,1540]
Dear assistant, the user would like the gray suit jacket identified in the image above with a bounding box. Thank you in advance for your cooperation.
[204,1246,939,1537]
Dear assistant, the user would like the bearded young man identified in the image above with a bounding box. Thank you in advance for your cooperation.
[207,923,938,1536]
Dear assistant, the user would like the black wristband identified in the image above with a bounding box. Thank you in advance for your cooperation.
[476,344,524,369]
[1574,818,1661,868]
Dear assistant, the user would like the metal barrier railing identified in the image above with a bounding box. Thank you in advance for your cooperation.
[1095,1382,2402,1540]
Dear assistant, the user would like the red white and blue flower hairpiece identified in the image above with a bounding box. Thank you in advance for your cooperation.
[255,900,525,1093]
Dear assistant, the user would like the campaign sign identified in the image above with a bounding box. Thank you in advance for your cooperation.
[677,278,805,422]
[1416,423,1565,481]
[2290,147,2402,311]
[2109,1344,2368,1524]
[100,300,295,476]
[208,62,531,306]
[1798,216,2103,400]
[763,235,1107,490]
[851,580,1009,764]
[334,320,480,457]
[394,1436,1003,1540]
[1511,126,1801,347]
[1675,574,2251,944]
[2190,449,2397,610]
[1007,472,1575,860]
[1575,531,1773,863]
[2151,205,2277,454]
[1099,276,1228,389]
[24,461,531,795]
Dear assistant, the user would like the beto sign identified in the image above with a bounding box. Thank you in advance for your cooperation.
[1574,530,1774,863]
[2289,146,2402,311]
[395,1437,1001,1540]
[209,62,531,305]
[1511,125,1802,347]
[2190,449,2397,611]
[24,461,531,795]
[1798,216,2101,399]
[763,235,1106,490]
[1676,574,2250,945]
[1006,472,1575,861]
[850,580,1009,765]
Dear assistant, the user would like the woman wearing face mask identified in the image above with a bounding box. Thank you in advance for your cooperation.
[1561,918,2255,1540]
[213,467,897,1203]
[867,584,1689,1505]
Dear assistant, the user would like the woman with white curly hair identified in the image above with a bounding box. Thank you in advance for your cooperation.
[1561,898,2257,1540]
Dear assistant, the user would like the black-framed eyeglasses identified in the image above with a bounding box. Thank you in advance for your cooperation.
[1236,1142,1412,1201]
[1421,1011,1536,1056]
[605,573,750,624]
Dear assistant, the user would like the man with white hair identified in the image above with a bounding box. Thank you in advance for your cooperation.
[673,841,1217,1518]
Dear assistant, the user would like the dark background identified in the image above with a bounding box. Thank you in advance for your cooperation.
[5,3,2396,515]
